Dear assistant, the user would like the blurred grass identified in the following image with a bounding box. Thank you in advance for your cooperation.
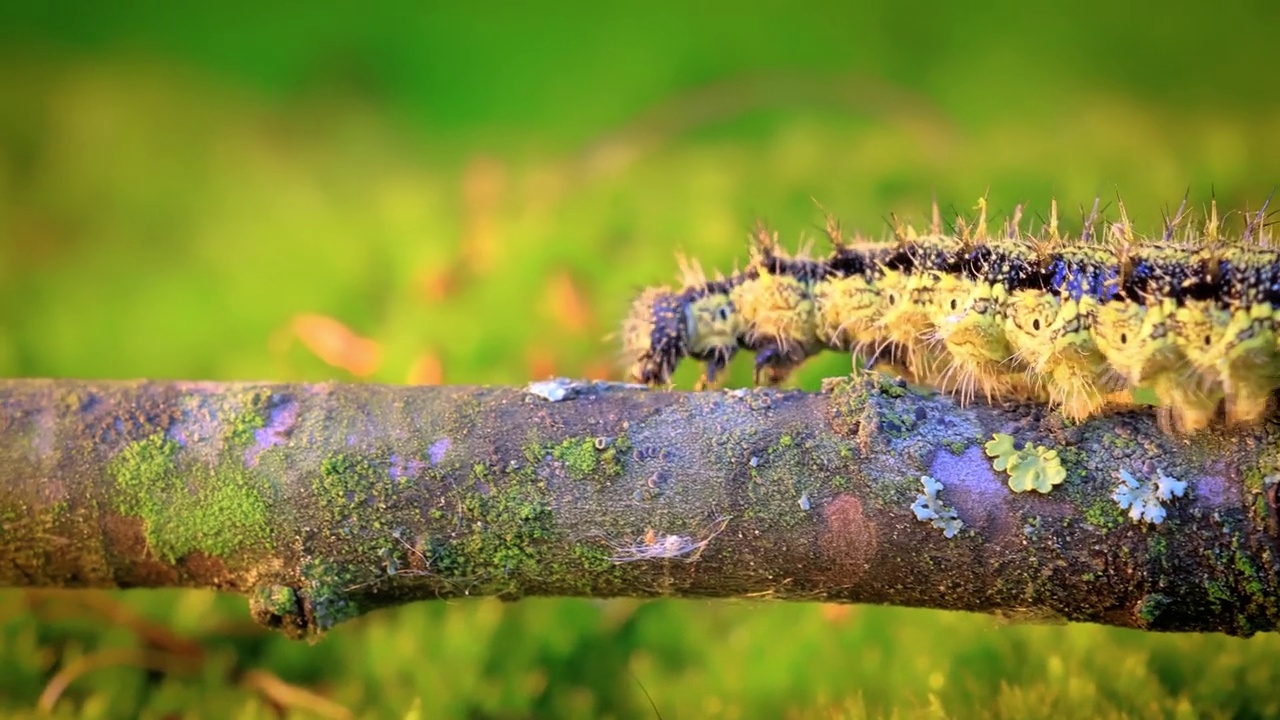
[4,2,1280,717]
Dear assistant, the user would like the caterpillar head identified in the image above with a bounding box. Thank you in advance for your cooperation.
[621,283,743,386]
[684,288,741,381]
[1003,289,1060,372]
[620,286,688,385]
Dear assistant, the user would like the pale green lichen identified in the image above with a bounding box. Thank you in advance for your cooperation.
[1111,467,1186,525]
[910,475,963,538]
[984,433,1066,493]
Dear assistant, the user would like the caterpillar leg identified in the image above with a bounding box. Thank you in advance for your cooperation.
[693,351,736,391]
[851,341,906,375]
[752,345,804,386]
[1158,383,1224,434]
[1225,387,1274,426]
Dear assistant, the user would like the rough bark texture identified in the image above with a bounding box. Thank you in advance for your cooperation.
[1,376,1278,640]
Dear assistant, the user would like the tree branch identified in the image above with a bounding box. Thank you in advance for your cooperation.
[1,376,1277,639]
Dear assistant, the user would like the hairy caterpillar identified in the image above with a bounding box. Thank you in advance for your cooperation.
[619,194,1279,432]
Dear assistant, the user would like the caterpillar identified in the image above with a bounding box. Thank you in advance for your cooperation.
[619,194,1278,433]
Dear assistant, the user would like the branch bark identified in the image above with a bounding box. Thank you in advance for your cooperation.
[1,376,1277,639]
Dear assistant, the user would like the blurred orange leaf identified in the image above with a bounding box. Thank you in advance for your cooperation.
[291,313,383,377]
[583,359,613,381]
[820,604,856,625]
[461,156,506,275]
[542,269,593,334]
[526,347,557,381]
[414,263,463,304]
[406,351,444,385]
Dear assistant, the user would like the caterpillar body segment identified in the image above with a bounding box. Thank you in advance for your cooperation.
[1044,298,1128,422]
[870,267,944,382]
[1170,299,1232,392]
[727,232,828,385]
[1212,303,1280,424]
[1202,248,1280,424]
[871,235,966,377]
[813,259,880,352]
[925,239,1045,404]
[1090,296,1160,387]
[1001,289,1057,370]
[1090,245,1197,385]
[1015,244,1125,420]
[620,286,686,386]
[618,197,1280,433]
[924,274,1012,404]
[683,285,741,389]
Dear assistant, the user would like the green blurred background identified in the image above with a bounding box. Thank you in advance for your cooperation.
[3,1,1280,717]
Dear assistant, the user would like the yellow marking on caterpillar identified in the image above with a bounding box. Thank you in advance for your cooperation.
[1213,302,1280,424]
[684,291,740,389]
[1042,296,1128,422]
[814,272,879,351]
[729,264,820,385]
[926,274,1018,403]
[1164,298,1231,432]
